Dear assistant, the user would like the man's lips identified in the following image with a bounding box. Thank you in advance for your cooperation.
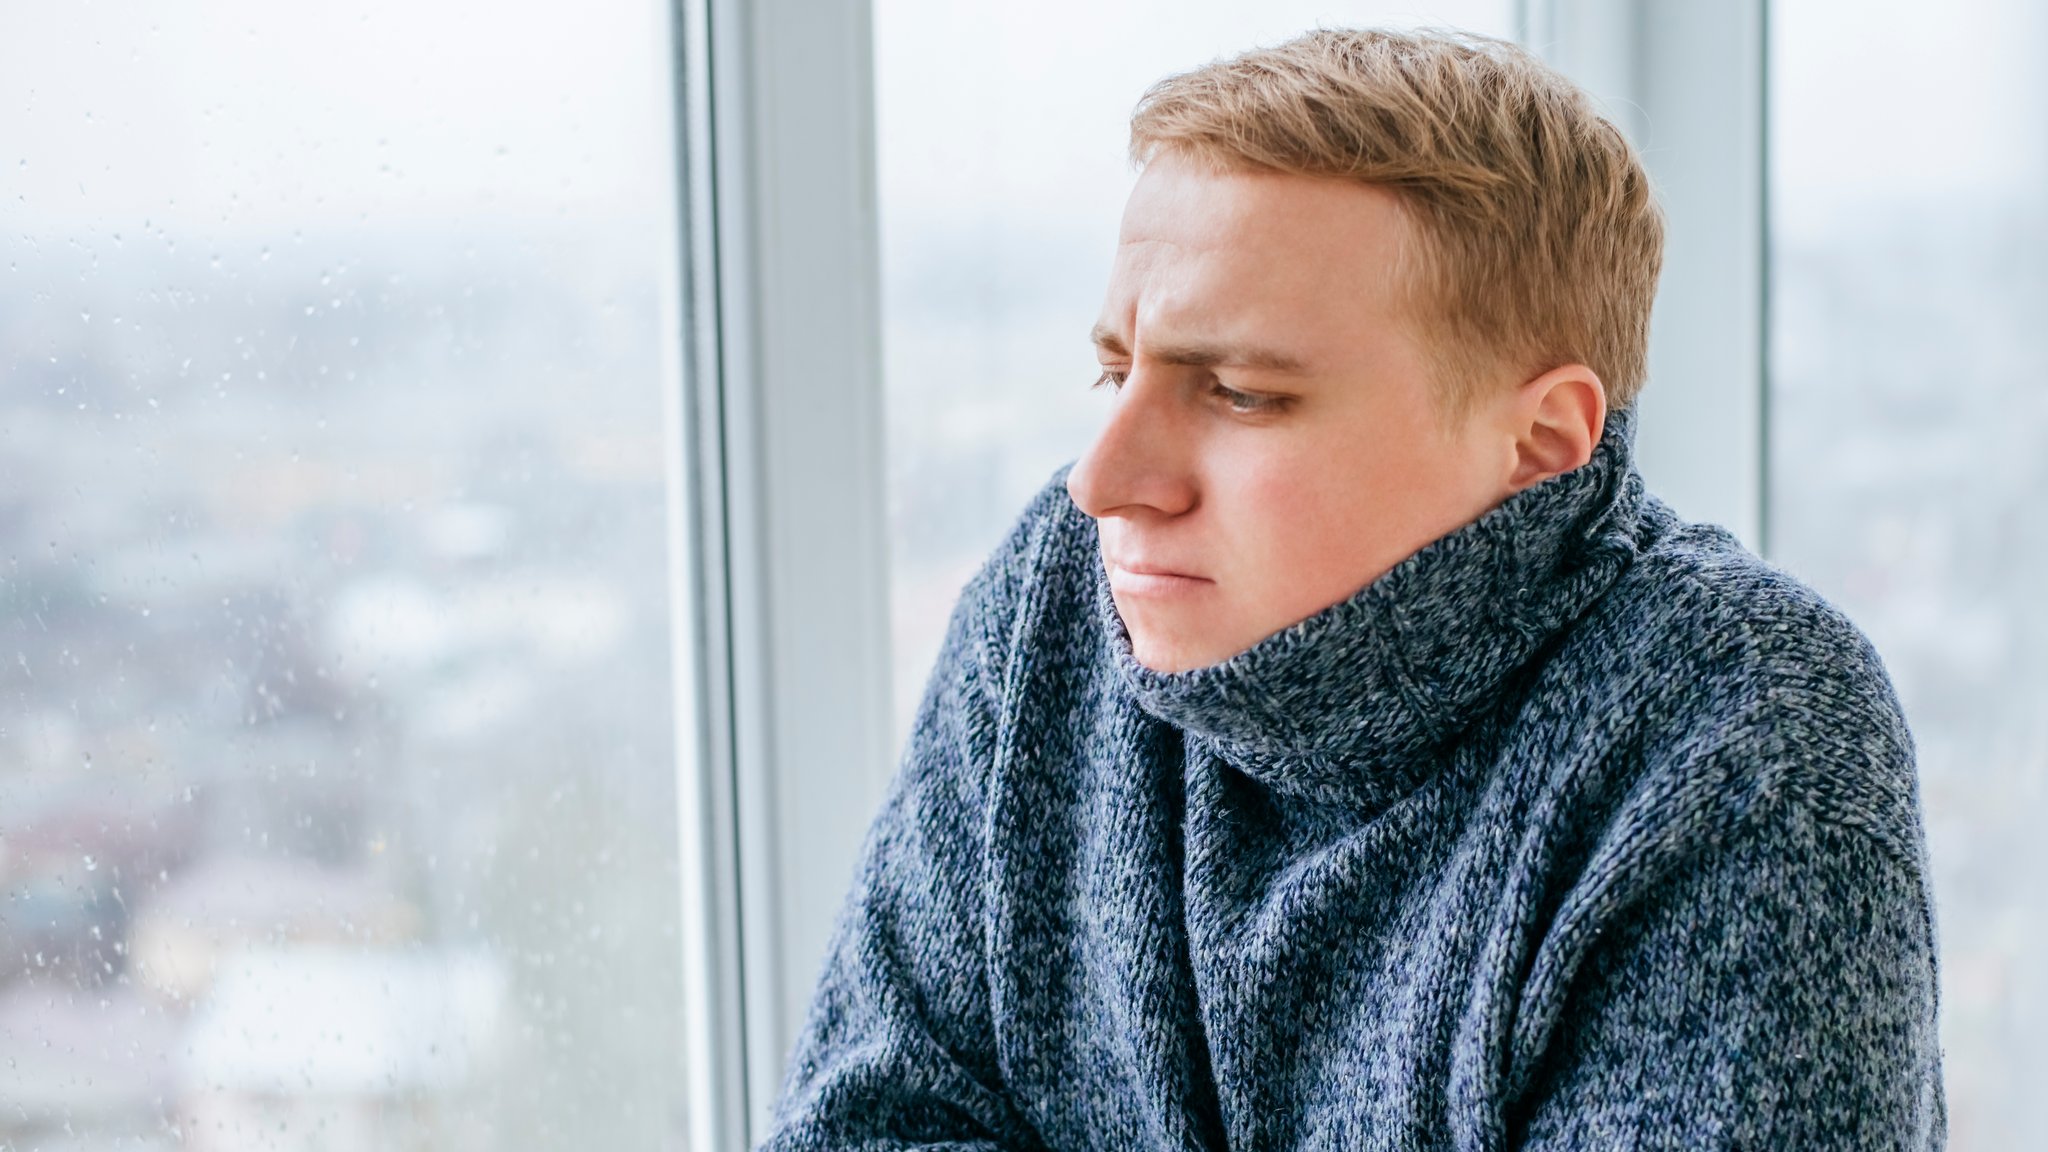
[1106,559,1214,598]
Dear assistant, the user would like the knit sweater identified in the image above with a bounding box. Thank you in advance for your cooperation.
[762,410,1946,1151]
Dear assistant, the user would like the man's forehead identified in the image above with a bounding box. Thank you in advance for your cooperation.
[1092,197,1440,383]
[1120,152,1409,237]
[1115,163,1268,251]
[1112,167,1414,304]
[1091,249,1323,374]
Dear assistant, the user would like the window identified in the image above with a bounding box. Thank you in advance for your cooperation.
[1769,1,2048,1145]
[0,3,696,1147]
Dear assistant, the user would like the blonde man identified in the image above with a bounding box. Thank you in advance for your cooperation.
[764,28,1943,1151]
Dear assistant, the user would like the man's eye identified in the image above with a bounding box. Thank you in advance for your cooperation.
[1211,381,1283,413]
[1092,369,1128,392]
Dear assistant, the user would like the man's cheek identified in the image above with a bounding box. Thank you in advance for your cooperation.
[1231,471,1335,560]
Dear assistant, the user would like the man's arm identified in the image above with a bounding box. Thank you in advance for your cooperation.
[757,529,1048,1151]
[1512,791,1945,1149]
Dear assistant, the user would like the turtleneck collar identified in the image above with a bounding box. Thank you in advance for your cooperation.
[1093,407,1649,806]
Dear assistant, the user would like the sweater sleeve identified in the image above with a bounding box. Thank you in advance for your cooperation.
[1513,794,1946,1150]
[757,533,1046,1151]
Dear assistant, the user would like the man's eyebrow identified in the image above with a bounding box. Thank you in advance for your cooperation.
[1089,324,1309,374]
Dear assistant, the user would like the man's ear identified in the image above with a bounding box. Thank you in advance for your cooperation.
[1506,364,1606,492]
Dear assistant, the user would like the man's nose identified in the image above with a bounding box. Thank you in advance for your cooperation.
[1066,371,1198,520]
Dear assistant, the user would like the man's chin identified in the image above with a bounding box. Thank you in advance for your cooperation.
[1123,617,1246,676]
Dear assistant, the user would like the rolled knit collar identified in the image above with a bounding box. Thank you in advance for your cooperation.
[1094,408,1648,806]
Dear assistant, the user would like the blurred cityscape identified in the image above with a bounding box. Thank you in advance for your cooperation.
[0,223,690,1150]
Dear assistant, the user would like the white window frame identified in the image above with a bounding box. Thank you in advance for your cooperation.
[675,0,895,1146]
[677,2,1766,1147]
[1522,0,1769,550]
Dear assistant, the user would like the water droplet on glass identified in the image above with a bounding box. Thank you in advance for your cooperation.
[83,855,96,871]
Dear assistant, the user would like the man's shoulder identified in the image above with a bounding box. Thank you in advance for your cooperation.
[1608,500,1899,715]
[1571,497,1918,843]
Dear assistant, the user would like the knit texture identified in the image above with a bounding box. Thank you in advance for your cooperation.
[762,410,1946,1151]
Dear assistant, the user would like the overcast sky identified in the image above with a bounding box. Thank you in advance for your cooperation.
[1,0,671,236]
[7,0,2038,243]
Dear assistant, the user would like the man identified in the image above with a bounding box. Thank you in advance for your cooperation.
[764,28,1944,1151]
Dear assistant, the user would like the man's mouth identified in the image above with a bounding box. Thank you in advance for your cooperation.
[1107,558,1213,598]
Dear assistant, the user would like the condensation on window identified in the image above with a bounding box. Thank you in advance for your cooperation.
[0,3,693,1148]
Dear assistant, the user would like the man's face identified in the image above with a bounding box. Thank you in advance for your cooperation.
[1068,152,1519,673]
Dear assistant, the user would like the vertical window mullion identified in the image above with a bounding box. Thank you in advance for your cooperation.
[697,0,895,1142]
[1530,0,1769,549]
[673,0,753,1147]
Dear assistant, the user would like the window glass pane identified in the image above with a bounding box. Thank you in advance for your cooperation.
[874,2,1518,738]
[1769,2,2047,1146]
[1,3,694,1148]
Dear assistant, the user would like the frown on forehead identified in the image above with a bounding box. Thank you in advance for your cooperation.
[1098,152,1426,372]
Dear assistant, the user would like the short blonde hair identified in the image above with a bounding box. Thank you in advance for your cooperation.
[1130,28,1664,412]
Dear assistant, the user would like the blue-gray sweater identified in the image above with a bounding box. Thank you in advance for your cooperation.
[764,411,1945,1150]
